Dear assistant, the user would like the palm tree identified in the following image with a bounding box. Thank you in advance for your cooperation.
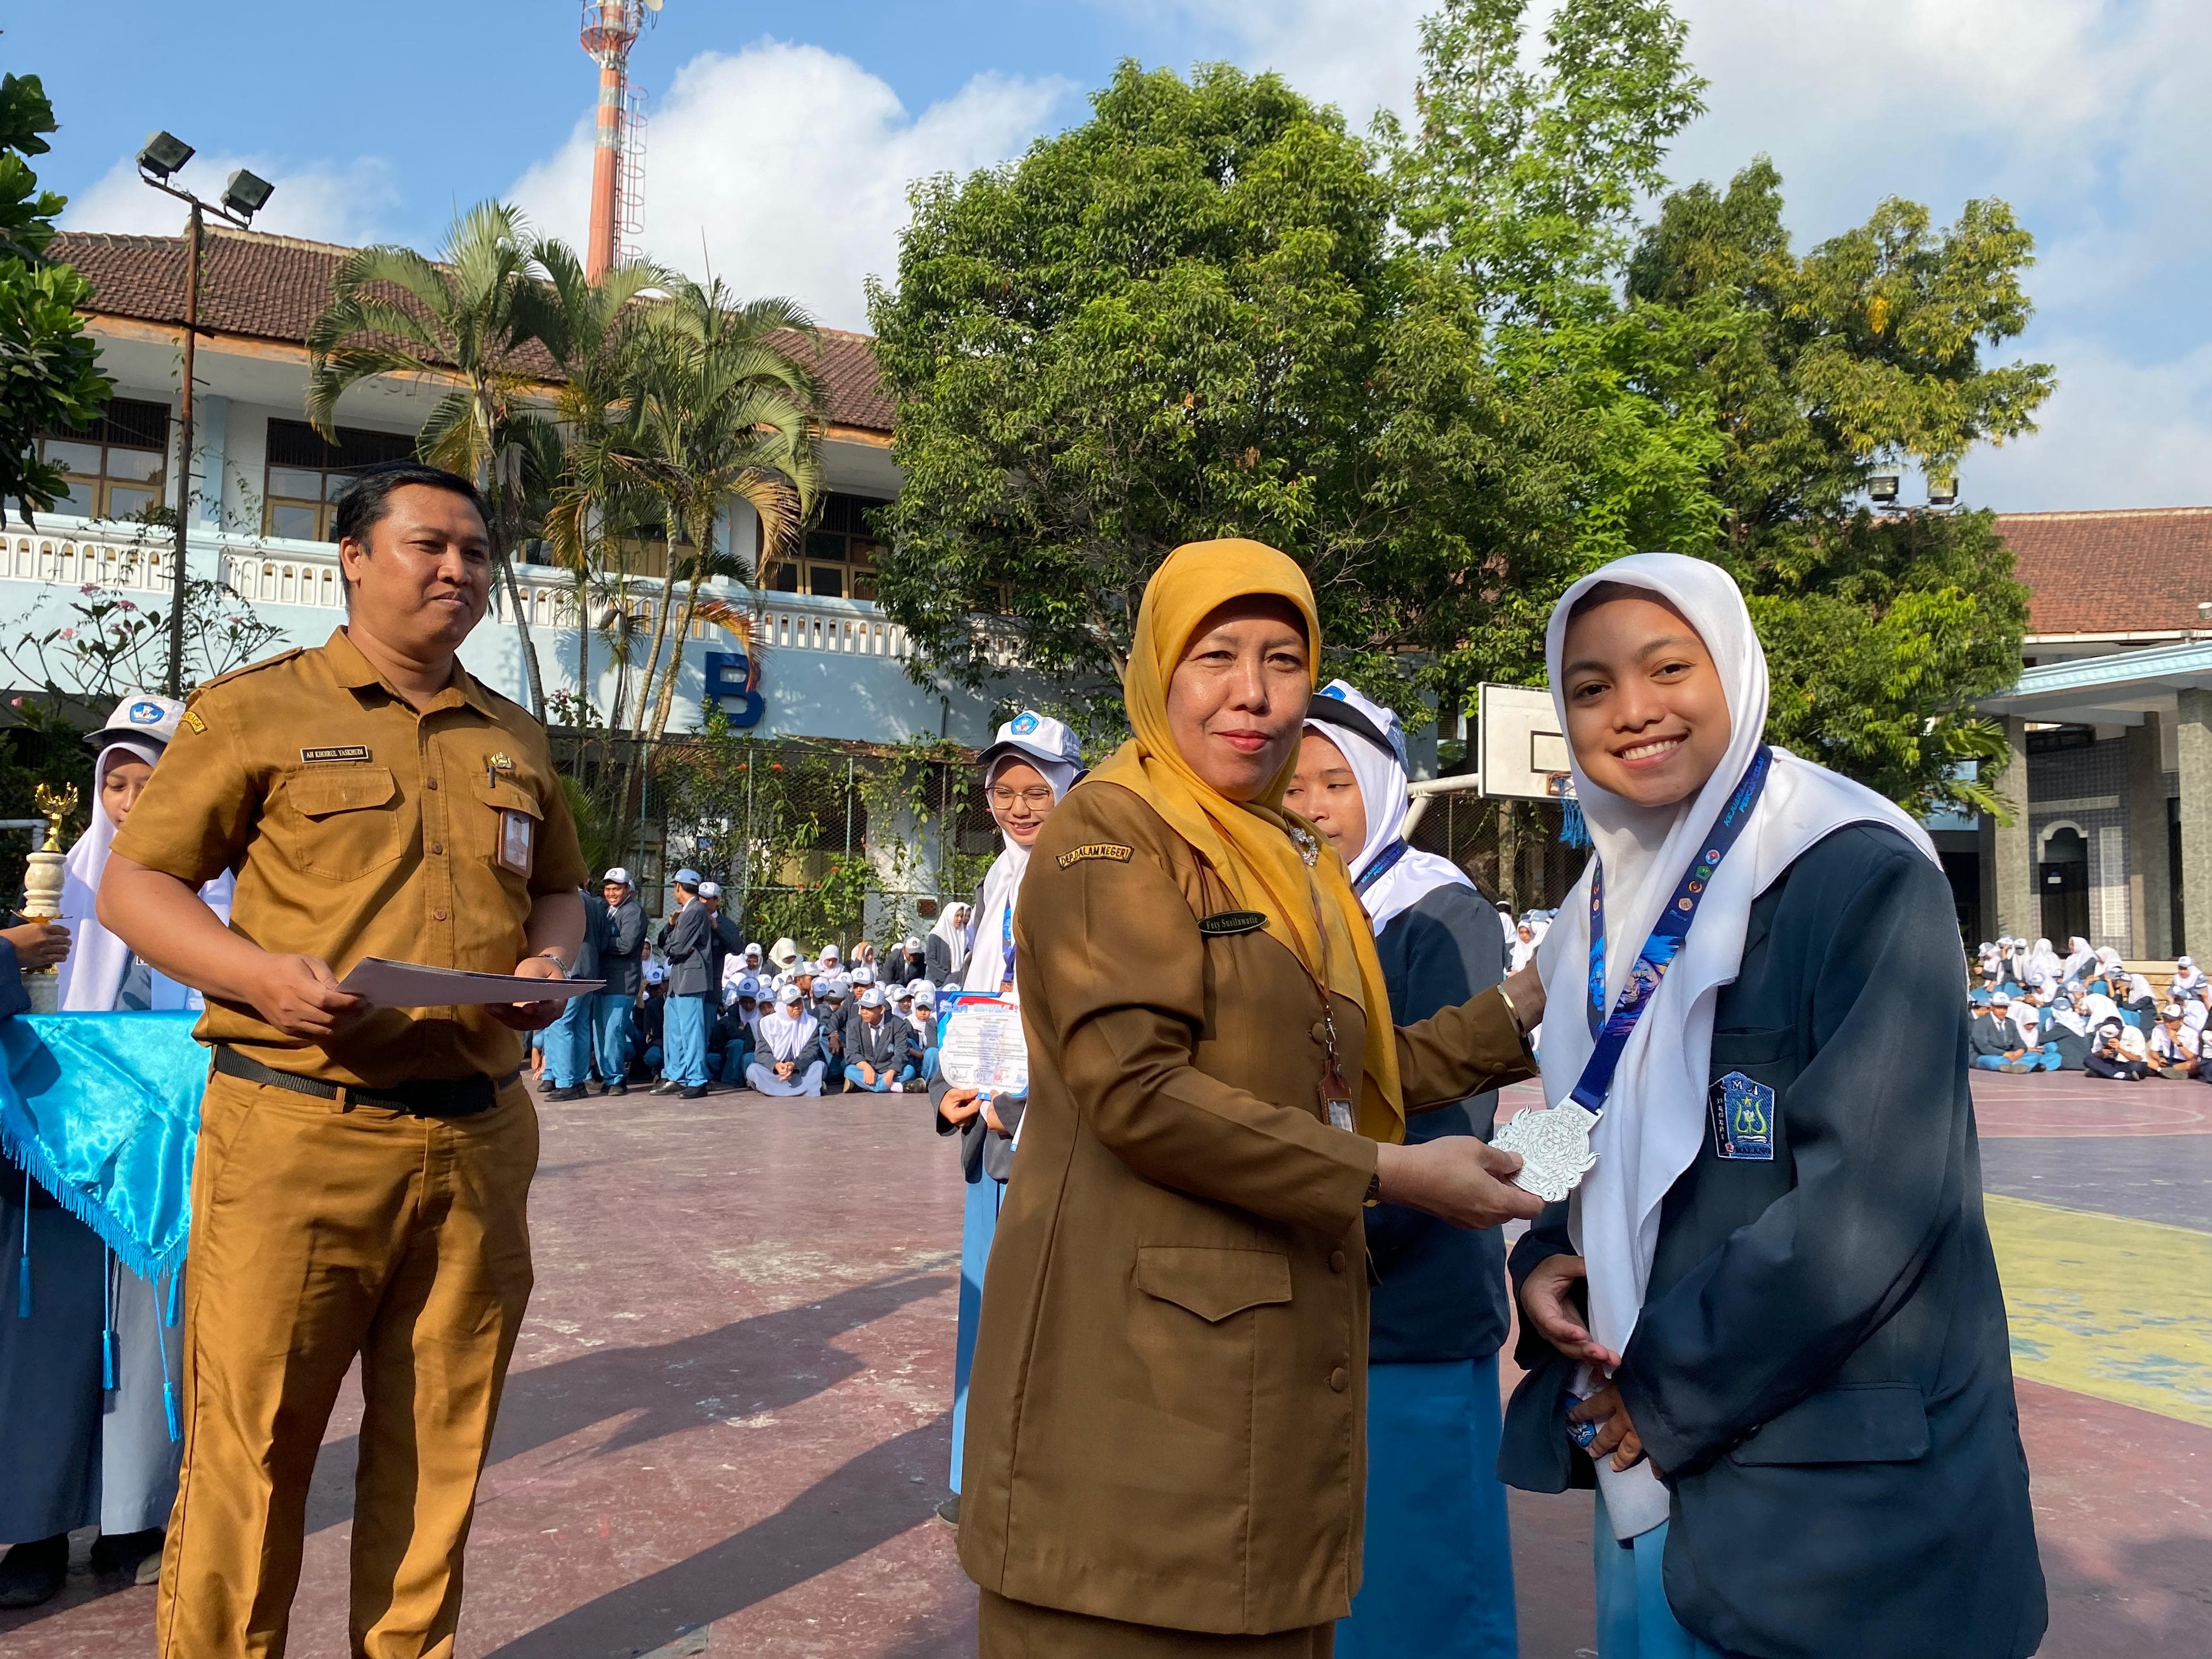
[306,201,568,717]
[534,241,669,724]
[623,276,825,745]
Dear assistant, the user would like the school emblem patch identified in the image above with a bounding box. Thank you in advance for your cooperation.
[1709,1070,1776,1160]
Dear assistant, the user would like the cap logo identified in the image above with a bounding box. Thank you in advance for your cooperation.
[127,701,166,725]
[1010,712,1040,735]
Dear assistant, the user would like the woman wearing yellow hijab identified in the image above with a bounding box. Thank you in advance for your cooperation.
[957,539,1547,1656]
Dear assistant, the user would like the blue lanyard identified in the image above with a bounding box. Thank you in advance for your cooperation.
[1572,746,1771,1114]
[1353,838,1409,896]
[1000,898,1015,994]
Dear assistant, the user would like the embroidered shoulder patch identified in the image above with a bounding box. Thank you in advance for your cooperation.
[300,745,373,765]
[1057,842,1133,869]
[1198,910,1267,936]
[183,709,207,734]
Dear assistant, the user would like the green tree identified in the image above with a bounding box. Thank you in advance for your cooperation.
[865,60,1398,719]
[0,71,111,523]
[1357,0,1719,710]
[306,202,568,718]
[1626,160,2052,812]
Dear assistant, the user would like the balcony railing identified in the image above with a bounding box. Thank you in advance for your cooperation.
[3,516,918,664]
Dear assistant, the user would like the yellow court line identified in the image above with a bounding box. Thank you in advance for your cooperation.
[1983,1194,2212,1430]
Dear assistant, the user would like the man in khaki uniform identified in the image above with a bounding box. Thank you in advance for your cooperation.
[101,462,587,1659]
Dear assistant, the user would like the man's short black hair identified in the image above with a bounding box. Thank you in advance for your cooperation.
[331,461,490,551]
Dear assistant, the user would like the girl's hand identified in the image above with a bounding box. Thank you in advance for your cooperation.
[940,1087,983,1125]
[1520,1254,1621,1367]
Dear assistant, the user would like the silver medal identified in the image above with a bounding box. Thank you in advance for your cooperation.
[1492,1102,1600,1203]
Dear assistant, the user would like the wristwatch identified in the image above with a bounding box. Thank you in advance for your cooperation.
[537,949,575,977]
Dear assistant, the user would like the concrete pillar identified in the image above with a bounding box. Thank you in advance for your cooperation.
[1991,715,2036,943]
[2126,713,2172,957]
[2176,689,2212,958]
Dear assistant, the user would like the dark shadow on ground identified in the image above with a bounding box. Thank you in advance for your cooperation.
[476,1419,948,1658]
[302,1269,951,1535]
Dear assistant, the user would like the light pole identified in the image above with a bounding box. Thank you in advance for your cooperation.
[133,132,273,697]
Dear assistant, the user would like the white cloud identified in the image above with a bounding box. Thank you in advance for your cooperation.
[1967,335,2212,512]
[63,152,403,246]
[507,39,1073,330]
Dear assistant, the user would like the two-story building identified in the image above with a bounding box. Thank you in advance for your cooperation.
[6,225,1014,748]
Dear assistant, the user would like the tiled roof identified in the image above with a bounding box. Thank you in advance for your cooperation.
[1995,507,2212,637]
[48,228,893,434]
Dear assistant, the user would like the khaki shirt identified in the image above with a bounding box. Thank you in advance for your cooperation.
[111,628,588,1087]
[956,778,1533,1634]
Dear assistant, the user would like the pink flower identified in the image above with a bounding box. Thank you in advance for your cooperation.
[59,628,74,640]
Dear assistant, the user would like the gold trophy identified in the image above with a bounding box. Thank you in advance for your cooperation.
[20,782,76,1011]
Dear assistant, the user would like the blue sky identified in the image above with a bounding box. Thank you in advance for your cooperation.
[16,1,2211,514]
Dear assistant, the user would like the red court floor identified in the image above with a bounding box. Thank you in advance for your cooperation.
[3,1070,2205,1657]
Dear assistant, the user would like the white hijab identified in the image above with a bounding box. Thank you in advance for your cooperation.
[58,740,234,1011]
[755,994,817,1062]
[2025,938,2063,983]
[963,752,1079,996]
[1531,554,1938,1540]
[1302,679,1472,932]
[2059,936,2096,983]
[930,904,971,984]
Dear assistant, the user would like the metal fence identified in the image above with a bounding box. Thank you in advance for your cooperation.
[554,731,1001,958]
[1408,791,1590,915]
[550,730,1592,958]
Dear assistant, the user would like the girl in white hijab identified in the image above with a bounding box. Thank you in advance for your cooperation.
[2023,937,2063,985]
[4,695,232,1602]
[932,711,1080,1524]
[2057,936,2096,986]
[1502,555,2044,1659]
[744,983,825,1096]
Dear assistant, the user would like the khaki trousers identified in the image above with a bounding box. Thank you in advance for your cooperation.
[156,1071,538,1659]
[978,1590,1335,1657]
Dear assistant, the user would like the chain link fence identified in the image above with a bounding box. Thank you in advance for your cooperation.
[550,729,1592,956]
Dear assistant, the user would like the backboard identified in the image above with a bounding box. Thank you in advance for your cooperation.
[1476,682,1575,802]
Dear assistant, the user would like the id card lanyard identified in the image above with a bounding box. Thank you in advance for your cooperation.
[1568,745,1773,1115]
[1290,827,1358,1133]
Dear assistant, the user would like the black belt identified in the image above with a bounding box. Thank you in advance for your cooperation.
[213,1047,518,1119]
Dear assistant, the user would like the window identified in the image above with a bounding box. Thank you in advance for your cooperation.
[38,398,171,522]
[766,492,888,600]
[263,419,417,541]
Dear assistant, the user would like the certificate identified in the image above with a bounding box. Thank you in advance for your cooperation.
[938,995,1029,1096]
[335,957,603,1008]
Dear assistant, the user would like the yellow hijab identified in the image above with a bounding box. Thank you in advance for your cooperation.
[1089,538,1406,1141]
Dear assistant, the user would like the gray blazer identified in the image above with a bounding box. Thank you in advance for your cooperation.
[1500,825,2046,1659]
[575,891,607,981]
[657,902,713,998]
[599,898,646,996]
[841,1005,912,1073]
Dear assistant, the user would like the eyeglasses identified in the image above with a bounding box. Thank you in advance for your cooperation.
[988,785,1057,809]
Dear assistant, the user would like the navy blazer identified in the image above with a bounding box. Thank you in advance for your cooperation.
[1367,880,1511,1364]
[1500,825,2046,1659]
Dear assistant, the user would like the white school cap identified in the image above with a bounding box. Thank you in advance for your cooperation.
[776,984,801,1006]
[603,867,634,888]
[859,986,885,1008]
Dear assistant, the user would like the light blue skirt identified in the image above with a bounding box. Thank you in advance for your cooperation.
[1338,1355,1518,1658]
[949,1170,1001,1493]
[1593,1487,1736,1659]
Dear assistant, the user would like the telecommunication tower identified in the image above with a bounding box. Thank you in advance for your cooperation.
[579,0,660,282]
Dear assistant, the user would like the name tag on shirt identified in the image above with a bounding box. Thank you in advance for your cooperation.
[1709,1070,1776,1160]
[499,810,535,876]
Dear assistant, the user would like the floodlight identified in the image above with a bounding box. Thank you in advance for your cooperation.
[1927,475,1957,507]
[221,169,275,221]
[136,131,194,179]
[1868,474,1900,504]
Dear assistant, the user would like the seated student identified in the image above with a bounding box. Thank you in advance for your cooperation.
[1502,554,2045,1659]
[2086,1019,2152,1081]
[816,976,851,1090]
[2183,981,2212,1035]
[2040,992,2095,1071]
[2171,955,2206,1002]
[842,985,917,1092]
[636,960,668,1079]
[747,984,826,1097]
[1970,993,2060,1073]
[718,975,762,1086]
[2057,935,2097,988]
[2149,1003,2200,1079]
